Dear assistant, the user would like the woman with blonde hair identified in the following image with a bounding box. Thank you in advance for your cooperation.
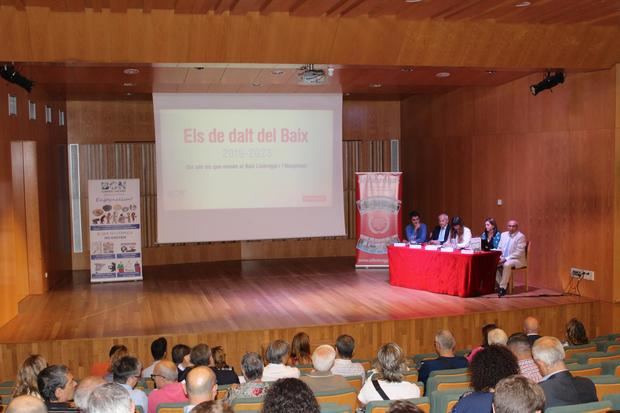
[12,354,47,398]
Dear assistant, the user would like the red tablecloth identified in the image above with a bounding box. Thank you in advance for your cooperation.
[388,246,501,297]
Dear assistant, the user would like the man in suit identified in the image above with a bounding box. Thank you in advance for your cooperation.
[428,213,450,245]
[418,329,468,387]
[496,219,527,297]
[524,316,541,346]
[532,336,597,409]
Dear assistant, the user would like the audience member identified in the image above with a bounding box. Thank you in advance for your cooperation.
[446,216,472,249]
[487,328,508,346]
[418,330,468,385]
[147,360,188,413]
[480,218,500,251]
[112,356,148,413]
[386,400,424,413]
[261,378,320,413]
[227,352,269,402]
[532,336,597,408]
[405,211,427,244]
[172,344,192,381]
[262,340,300,381]
[300,345,351,394]
[190,400,233,413]
[493,375,545,413]
[288,332,313,366]
[74,376,106,410]
[88,383,134,413]
[183,366,217,413]
[6,395,47,413]
[565,318,589,346]
[12,354,47,399]
[358,343,420,405]
[142,337,167,378]
[429,213,450,245]
[210,346,239,385]
[179,343,212,382]
[452,345,519,413]
[523,317,541,346]
[37,365,78,411]
[105,345,129,382]
[331,334,365,380]
[507,333,542,382]
[90,344,127,378]
[496,219,527,297]
[466,323,496,363]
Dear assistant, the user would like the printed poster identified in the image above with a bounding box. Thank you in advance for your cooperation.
[355,172,402,267]
[88,179,143,282]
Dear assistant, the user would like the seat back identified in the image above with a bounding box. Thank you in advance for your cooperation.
[602,393,620,410]
[314,388,357,412]
[544,400,612,413]
[565,345,599,360]
[590,375,620,400]
[403,370,419,383]
[365,397,430,413]
[429,390,469,413]
[297,364,314,375]
[216,384,231,400]
[0,381,15,388]
[319,403,352,413]
[426,375,471,396]
[588,352,620,365]
[344,376,363,392]
[568,363,603,377]
[230,397,264,412]
[428,367,469,379]
[352,359,372,372]
[156,402,189,413]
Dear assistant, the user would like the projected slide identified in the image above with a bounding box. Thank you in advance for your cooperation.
[154,93,345,243]
[159,109,333,210]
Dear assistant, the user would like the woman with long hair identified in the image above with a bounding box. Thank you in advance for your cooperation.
[480,218,500,251]
[288,332,312,366]
[12,354,48,398]
[446,216,472,249]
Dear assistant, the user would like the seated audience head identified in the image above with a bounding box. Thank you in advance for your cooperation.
[493,375,545,413]
[211,346,230,369]
[191,400,233,413]
[108,345,129,372]
[152,360,179,389]
[13,354,47,398]
[74,376,106,410]
[290,332,311,363]
[266,339,290,365]
[484,218,498,234]
[37,365,77,403]
[185,366,217,405]
[261,378,320,413]
[386,400,424,413]
[470,345,519,392]
[190,344,213,367]
[240,352,264,381]
[438,213,449,227]
[434,329,456,356]
[565,318,589,346]
[172,344,191,366]
[335,334,356,360]
[531,336,565,376]
[523,317,540,335]
[507,219,519,234]
[507,333,534,359]
[88,383,134,413]
[151,337,168,361]
[487,328,508,346]
[311,345,337,372]
[112,356,142,387]
[450,216,464,234]
[480,323,497,347]
[6,395,47,413]
[376,342,406,383]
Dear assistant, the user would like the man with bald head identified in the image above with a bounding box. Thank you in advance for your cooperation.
[7,396,47,413]
[301,344,351,394]
[496,219,527,297]
[524,316,541,345]
[183,366,217,413]
[147,360,188,413]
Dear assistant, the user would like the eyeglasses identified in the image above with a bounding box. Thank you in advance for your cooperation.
[150,374,164,380]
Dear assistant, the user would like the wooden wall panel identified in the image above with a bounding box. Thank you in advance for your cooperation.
[0,300,602,381]
[402,69,616,301]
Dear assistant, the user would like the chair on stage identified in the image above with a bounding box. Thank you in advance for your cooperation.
[156,402,189,413]
[544,400,613,413]
[508,241,530,294]
[365,397,431,413]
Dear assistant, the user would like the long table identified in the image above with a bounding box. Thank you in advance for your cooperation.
[387,246,501,297]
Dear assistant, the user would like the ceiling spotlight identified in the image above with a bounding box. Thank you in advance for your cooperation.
[530,71,565,96]
[369,83,382,88]
[123,68,140,75]
[0,64,34,92]
[514,1,531,7]
[435,72,451,78]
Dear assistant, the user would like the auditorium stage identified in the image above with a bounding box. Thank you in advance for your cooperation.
[0,256,592,343]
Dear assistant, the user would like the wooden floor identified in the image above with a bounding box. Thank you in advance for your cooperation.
[0,256,592,343]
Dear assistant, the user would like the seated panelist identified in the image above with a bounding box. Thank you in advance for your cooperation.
[481,217,501,251]
[405,211,427,244]
[446,216,472,249]
[429,213,450,245]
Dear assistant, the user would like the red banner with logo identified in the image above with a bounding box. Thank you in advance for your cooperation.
[355,172,402,267]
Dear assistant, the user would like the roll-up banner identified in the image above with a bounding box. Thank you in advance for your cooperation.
[355,172,402,268]
[88,179,143,283]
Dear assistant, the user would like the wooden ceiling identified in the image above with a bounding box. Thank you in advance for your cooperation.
[2,0,620,26]
[15,63,535,99]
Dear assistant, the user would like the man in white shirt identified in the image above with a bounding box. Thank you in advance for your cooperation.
[261,339,300,382]
[331,335,365,380]
[112,356,148,413]
[142,337,167,378]
[496,219,527,297]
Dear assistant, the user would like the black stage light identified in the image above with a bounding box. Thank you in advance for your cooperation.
[530,71,565,96]
[0,64,34,93]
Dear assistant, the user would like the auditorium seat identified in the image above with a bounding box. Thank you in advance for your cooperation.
[596,341,620,353]
[601,360,620,376]
[576,351,620,365]
[567,363,603,377]
[365,397,431,413]
[0,388,12,396]
[544,400,613,413]
[0,381,14,388]
[297,364,314,374]
[314,387,357,412]
[589,375,620,400]
[230,396,264,412]
[403,369,419,383]
[429,390,468,413]
[410,353,437,367]
[344,375,363,392]
[602,393,620,410]
[156,402,189,413]
[216,384,231,400]
[319,403,352,413]
[565,344,599,360]
[425,375,471,396]
[428,367,469,379]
